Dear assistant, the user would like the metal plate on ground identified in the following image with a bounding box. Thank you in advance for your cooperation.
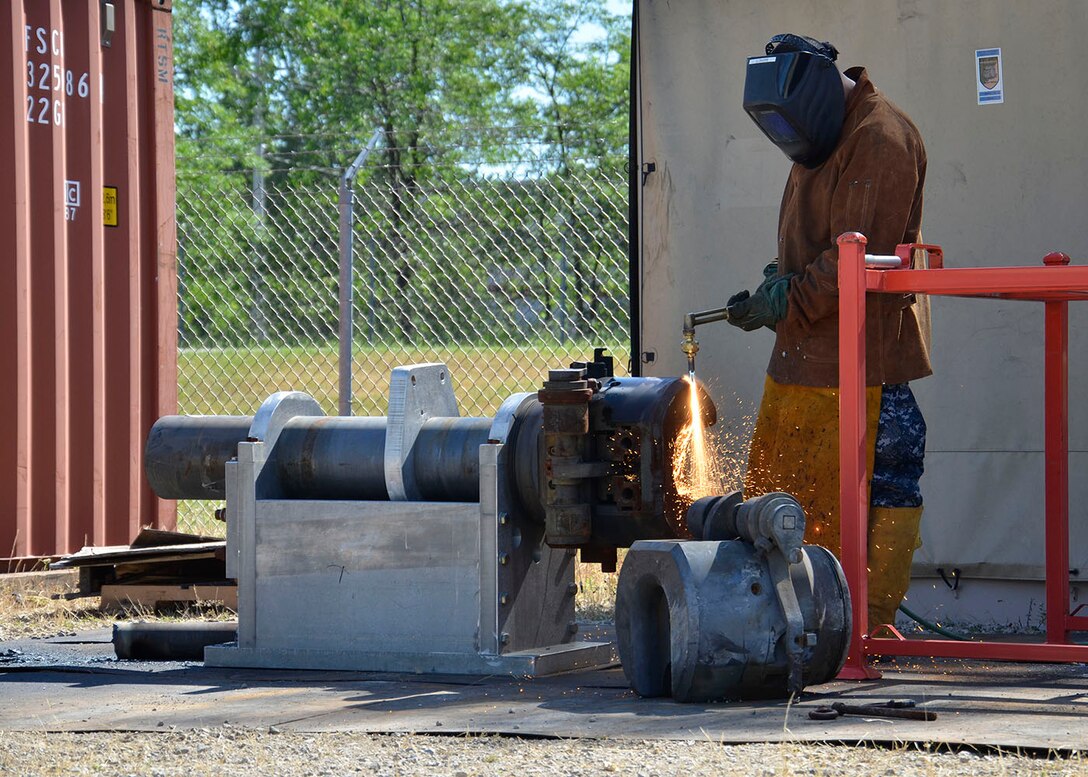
[1,628,1086,751]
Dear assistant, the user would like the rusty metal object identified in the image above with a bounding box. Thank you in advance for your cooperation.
[538,368,594,546]
[808,699,937,721]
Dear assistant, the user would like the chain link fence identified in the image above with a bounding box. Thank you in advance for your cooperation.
[176,132,631,534]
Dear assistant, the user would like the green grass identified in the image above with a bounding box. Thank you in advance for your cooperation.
[175,340,630,536]
[179,341,629,417]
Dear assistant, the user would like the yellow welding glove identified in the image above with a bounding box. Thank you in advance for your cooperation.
[866,505,924,630]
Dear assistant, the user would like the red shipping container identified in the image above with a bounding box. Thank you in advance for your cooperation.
[1,0,177,562]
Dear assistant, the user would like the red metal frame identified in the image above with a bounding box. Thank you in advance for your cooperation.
[836,232,1088,678]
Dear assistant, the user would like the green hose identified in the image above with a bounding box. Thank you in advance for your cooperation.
[897,603,968,641]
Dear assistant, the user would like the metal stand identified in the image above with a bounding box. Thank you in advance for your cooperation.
[836,232,1088,677]
[206,366,615,675]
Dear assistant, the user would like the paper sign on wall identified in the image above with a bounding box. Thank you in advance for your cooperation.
[976,48,1003,105]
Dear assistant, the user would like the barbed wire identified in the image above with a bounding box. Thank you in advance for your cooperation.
[179,122,620,143]
[178,139,629,178]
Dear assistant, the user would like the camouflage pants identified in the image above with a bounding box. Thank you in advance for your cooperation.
[871,383,926,508]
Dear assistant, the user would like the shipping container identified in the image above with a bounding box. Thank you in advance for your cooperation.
[632,0,1088,625]
[1,0,177,562]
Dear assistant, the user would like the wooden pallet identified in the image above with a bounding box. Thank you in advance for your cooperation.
[99,583,237,613]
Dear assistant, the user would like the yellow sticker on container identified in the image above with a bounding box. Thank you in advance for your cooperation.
[103,186,118,228]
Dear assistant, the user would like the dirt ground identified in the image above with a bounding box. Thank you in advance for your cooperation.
[2,572,1085,776]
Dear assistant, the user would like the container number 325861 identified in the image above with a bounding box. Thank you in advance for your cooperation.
[24,25,91,128]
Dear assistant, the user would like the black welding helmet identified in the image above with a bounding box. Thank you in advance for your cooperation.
[743,34,845,169]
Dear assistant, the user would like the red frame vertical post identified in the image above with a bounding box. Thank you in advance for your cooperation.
[836,232,879,679]
[1043,252,1070,644]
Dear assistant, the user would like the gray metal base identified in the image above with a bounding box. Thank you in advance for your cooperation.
[204,640,617,677]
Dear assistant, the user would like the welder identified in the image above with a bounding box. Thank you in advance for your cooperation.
[728,33,931,627]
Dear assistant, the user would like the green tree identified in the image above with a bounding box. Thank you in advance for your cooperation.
[511,1,630,333]
[172,1,632,347]
[516,0,630,169]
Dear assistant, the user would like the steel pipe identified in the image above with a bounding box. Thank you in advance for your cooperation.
[144,416,252,500]
[113,621,238,661]
[147,414,496,502]
[275,416,390,500]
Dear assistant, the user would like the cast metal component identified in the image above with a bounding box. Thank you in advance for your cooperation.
[616,493,851,702]
[688,491,806,564]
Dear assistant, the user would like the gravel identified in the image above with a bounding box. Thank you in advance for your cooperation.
[0,730,1082,776]
[2,575,1084,775]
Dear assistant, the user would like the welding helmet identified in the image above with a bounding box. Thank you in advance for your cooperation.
[743,34,845,169]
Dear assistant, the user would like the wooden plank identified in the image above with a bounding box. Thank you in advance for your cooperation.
[0,569,78,598]
[99,583,237,613]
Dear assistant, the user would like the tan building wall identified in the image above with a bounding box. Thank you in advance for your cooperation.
[634,0,1088,606]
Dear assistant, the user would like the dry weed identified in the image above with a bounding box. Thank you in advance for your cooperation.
[0,577,234,642]
[575,553,624,622]
[0,590,111,641]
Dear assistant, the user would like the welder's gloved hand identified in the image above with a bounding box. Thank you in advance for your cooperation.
[727,266,794,332]
[759,260,780,285]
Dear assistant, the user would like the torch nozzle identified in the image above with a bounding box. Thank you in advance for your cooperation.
[681,306,732,381]
[680,326,699,380]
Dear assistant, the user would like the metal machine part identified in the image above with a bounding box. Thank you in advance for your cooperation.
[146,359,855,693]
[199,363,610,675]
[145,355,717,558]
[537,368,596,546]
[687,491,806,564]
[680,305,732,377]
[138,355,719,675]
[615,493,851,702]
[113,621,238,661]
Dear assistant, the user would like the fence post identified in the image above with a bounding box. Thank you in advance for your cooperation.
[558,212,569,344]
[338,129,383,416]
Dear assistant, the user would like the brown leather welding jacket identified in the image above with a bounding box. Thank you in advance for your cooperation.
[768,67,933,388]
